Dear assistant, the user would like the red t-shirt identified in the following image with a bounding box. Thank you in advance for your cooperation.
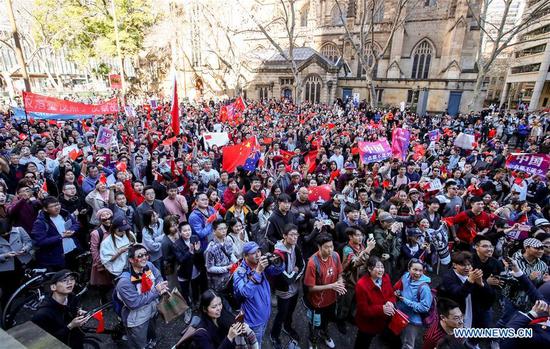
[303,251,343,309]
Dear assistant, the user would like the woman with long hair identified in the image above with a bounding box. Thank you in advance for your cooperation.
[189,289,257,349]
[161,216,180,291]
[142,210,165,270]
[224,193,254,232]
[99,216,136,277]
[226,218,249,259]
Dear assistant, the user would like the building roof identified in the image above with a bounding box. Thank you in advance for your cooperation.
[266,47,335,66]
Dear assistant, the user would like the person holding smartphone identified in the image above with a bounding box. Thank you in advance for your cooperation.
[32,270,89,349]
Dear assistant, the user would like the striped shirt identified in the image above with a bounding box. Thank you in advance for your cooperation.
[422,321,447,349]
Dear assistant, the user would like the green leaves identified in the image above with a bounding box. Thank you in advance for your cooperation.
[32,0,155,65]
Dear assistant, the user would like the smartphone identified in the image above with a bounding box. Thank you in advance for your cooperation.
[234,311,244,323]
[190,235,199,245]
[368,233,374,240]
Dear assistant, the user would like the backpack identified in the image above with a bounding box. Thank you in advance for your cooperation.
[416,282,438,327]
[395,278,438,327]
[112,288,124,317]
[303,252,339,309]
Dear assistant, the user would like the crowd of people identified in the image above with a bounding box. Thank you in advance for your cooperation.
[0,96,549,349]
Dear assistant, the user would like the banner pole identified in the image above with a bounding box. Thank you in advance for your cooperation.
[21,92,32,140]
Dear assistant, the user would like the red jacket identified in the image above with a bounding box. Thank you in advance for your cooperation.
[355,273,396,334]
[444,209,497,244]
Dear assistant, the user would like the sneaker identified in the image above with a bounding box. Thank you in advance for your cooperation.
[321,334,335,349]
[270,335,283,349]
[336,321,347,335]
[282,327,300,341]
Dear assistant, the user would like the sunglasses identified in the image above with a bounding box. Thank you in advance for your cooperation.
[134,252,149,259]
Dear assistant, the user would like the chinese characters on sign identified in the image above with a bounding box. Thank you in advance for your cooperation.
[358,139,392,164]
[505,153,550,176]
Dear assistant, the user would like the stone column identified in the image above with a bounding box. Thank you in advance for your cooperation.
[499,82,511,109]
[529,43,550,110]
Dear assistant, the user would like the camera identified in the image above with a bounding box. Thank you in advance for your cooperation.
[263,252,282,267]
[190,235,199,245]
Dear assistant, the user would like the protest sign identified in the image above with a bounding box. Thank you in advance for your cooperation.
[391,128,410,160]
[358,139,392,164]
[506,153,550,176]
[95,126,116,149]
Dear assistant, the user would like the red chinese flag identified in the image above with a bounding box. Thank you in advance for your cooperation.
[69,149,82,161]
[280,150,295,165]
[351,147,360,155]
[92,310,105,333]
[162,137,177,146]
[329,170,340,183]
[171,77,180,136]
[222,139,255,173]
[219,105,228,122]
[116,162,127,172]
[213,202,223,211]
[99,173,107,184]
[41,181,48,192]
[304,150,318,174]
[141,274,153,293]
[382,180,390,188]
[206,213,217,224]
[234,96,246,111]
[308,184,332,202]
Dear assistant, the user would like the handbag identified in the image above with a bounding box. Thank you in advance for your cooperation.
[388,309,409,335]
[157,288,189,324]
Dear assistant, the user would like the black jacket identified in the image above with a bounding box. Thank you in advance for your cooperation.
[438,269,495,327]
[192,315,235,349]
[266,208,297,245]
[32,294,84,349]
[173,237,204,280]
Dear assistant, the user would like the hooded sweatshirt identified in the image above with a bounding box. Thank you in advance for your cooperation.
[396,271,432,325]
[273,240,305,299]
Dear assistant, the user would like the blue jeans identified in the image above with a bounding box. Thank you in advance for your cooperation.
[250,323,267,349]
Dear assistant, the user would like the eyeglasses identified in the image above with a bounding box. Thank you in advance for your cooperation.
[135,252,149,259]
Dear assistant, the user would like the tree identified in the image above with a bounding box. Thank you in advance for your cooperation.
[335,0,417,108]
[32,0,155,72]
[240,0,304,102]
[466,0,550,110]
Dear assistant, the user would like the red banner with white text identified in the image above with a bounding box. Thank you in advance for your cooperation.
[23,92,119,115]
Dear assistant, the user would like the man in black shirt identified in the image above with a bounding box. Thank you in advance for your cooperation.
[32,270,88,349]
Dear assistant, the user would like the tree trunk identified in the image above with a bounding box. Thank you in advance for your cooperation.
[0,71,16,100]
[468,67,486,111]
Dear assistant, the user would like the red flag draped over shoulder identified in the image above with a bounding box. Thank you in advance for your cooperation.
[171,77,180,136]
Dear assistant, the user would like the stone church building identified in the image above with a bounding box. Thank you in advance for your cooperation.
[246,0,482,115]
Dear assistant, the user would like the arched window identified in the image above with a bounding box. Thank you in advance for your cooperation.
[361,44,378,78]
[300,5,309,27]
[304,75,322,103]
[411,40,433,79]
[331,4,344,26]
[321,43,340,63]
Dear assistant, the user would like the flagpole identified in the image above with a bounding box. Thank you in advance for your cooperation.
[21,93,32,140]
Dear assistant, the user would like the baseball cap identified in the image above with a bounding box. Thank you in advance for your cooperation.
[112,216,132,231]
[378,212,395,223]
[290,171,301,177]
[49,269,78,284]
[242,241,259,255]
[344,162,356,169]
[406,228,422,237]
[523,238,543,249]
[535,218,550,227]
